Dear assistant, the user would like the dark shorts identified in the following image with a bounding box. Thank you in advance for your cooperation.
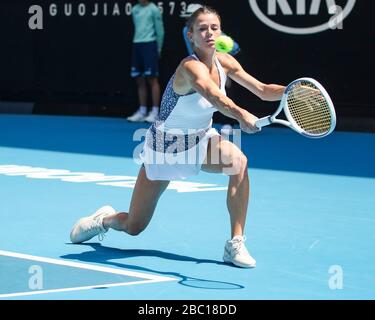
[131,41,159,78]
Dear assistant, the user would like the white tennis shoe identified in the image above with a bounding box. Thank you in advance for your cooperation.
[70,206,115,243]
[127,110,146,122]
[144,110,158,123]
[223,235,256,268]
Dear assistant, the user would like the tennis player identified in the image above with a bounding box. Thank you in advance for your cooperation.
[70,6,285,268]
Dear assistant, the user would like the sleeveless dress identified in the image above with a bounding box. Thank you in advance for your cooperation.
[140,54,227,180]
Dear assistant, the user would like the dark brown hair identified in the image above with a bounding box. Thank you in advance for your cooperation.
[186,6,221,32]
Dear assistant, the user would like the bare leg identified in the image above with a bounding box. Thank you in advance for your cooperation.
[103,166,169,235]
[226,160,249,237]
[201,137,249,238]
[136,77,148,107]
[147,77,160,107]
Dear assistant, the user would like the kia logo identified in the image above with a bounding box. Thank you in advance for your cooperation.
[249,0,356,34]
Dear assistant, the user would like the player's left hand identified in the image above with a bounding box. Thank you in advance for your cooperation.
[240,112,261,134]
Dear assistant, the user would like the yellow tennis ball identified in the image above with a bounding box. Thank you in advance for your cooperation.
[215,35,234,53]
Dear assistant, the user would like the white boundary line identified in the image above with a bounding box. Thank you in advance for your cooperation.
[0,250,176,298]
[0,280,166,299]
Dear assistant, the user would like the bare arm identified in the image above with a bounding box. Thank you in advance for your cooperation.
[176,59,259,133]
[223,54,285,101]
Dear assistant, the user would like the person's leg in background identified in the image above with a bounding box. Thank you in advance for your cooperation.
[143,41,161,123]
[128,43,148,122]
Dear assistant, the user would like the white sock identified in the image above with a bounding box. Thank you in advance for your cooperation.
[139,106,147,115]
[151,106,159,114]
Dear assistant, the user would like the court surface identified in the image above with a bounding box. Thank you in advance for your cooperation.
[0,114,374,300]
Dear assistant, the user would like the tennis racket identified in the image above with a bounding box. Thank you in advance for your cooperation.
[256,78,336,138]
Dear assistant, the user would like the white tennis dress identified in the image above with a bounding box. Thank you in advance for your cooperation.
[140,54,227,180]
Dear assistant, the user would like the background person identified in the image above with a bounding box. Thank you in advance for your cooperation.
[127,0,165,123]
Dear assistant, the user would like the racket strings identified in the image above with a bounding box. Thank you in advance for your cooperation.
[287,81,332,135]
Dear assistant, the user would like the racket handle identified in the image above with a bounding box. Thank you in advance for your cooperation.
[255,116,272,128]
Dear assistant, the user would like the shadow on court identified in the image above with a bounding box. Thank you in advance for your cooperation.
[61,243,244,290]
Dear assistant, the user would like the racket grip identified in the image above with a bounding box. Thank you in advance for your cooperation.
[255,116,272,128]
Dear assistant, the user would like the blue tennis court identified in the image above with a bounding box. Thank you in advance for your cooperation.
[1,114,374,300]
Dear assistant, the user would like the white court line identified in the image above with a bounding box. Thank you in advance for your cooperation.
[0,279,167,299]
[0,250,176,298]
[0,164,228,192]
